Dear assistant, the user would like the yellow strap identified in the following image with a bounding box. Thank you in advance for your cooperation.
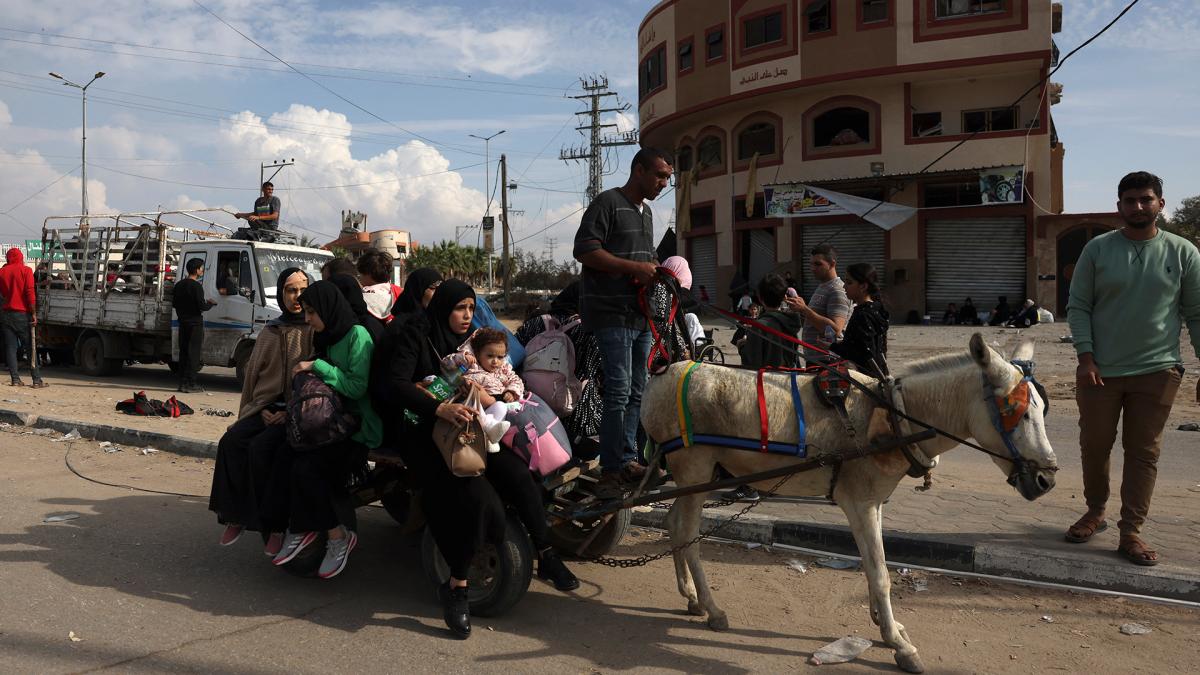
[676,361,701,447]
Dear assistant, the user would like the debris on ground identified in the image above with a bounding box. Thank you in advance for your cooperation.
[1177,423,1200,432]
[68,631,82,642]
[786,559,808,574]
[1059,335,1074,343]
[99,441,120,453]
[3,398,21,404]
[1119,623,1151,636]
[1041,615,1055,623]
[809,636,873,665]
[816,558,858,570]
[51,429,82,442]
[203,408,234,417]
[140,447,160,456]
[44,513,80,523]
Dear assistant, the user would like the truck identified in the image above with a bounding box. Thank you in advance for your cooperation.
[36,209,333,381]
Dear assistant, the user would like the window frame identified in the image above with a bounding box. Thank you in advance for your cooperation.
[742,7,786,52]
[694,126,728,178]
[911,111,943,137]
[802,0,836,38]
[960,105,1021,134]
[802,96,882,161]
[677,36,695,75]
[676,141,695,173]
[732,112,784,170]
[704,23,727,64]
[857,0,894,29]
[934,0,1006,21]
[638,42,668,102]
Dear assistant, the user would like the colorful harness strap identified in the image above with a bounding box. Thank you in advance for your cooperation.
[756,369,770,451]
[789,371,807,455]
[675,361,702,447]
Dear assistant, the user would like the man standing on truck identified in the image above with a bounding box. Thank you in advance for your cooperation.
[173,258,217,393]
[235,182,281,230]
[0,247,46,388]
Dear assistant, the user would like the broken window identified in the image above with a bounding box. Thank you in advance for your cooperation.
[935,0,1005,19]
[737,122,777,160]
[813,107,871,147]
[912,112,943,137]
[697,135,723,170]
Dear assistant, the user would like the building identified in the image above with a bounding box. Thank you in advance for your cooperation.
[322,211,417,283]
[639,0,1106,318]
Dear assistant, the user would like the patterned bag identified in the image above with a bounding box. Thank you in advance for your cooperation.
[286,371,360,451]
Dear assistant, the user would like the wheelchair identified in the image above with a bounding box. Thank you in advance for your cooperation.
[693,329,726,365]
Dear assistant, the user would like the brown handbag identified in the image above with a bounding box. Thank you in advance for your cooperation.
[432,387,488,477]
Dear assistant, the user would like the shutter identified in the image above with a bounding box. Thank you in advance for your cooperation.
[800,222,887,299]
[687,235,718,303]
[926,217,1026,321]
[747,228,775,288]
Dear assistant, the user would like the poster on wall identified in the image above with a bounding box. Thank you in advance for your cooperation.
[764,184,847,218]
[979,165,1025,204]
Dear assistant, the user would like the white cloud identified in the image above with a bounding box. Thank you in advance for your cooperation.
[1061,0,1200,53]
[0,100,11,128]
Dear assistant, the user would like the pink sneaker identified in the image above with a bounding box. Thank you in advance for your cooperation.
[219,524,244,546]
[264,532,284,557]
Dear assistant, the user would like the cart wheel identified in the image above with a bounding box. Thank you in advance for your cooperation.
[421,511,532,618]
[546,505,632,559]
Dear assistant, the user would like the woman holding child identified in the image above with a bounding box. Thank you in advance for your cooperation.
[384,279,578,639]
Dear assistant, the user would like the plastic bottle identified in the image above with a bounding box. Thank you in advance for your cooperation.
[403,363,469,426]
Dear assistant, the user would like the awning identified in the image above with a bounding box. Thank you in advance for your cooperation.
[764,183,917,231]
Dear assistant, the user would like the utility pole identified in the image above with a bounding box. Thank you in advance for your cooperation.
[500,154,511,304]
[260,159,294,187]
[49,70,104,223]
[544,237,557,260]
[559,76,640,204]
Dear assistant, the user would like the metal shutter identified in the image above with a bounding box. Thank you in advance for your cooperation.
[687,235,718,302]
[800,222,887,299]
[747,228,776,288]
[925,217,1026,321]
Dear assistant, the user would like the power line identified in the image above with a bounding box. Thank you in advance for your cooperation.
[511,206,585,246]
[0,163,81,233]
[90,161,486,191]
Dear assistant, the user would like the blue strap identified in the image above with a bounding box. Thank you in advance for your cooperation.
[790,372,807,458]
[660,434,807,457]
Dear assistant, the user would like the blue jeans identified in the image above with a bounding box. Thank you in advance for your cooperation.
[1,311,40,382]
[594,326,652,473]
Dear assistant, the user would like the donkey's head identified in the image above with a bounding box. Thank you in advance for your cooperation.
[965,334,1058,501]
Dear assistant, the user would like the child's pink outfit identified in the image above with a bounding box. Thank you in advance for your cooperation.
[445,344,525,453]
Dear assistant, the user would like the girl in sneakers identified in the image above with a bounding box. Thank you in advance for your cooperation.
[444,328,521,453]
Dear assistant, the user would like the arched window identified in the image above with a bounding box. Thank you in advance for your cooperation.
[737,122,777,160]
[697,135,723,170]
[676,145,694,172]
[813,107,870,147]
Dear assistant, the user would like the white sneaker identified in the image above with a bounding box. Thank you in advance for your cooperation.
[486,420,511,444]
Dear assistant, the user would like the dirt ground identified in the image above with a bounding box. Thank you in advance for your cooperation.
[2,427,1198,674]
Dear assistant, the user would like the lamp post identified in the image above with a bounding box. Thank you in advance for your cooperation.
[49,71,105,223]
[469,129,504,288]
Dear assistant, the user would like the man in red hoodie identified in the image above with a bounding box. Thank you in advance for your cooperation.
[0,247,45,387]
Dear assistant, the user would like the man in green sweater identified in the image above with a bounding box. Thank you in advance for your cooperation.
[1065,171,1200,566]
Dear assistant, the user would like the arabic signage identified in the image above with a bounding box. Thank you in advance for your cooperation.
[764,185,847,219]
[738,66,791,87]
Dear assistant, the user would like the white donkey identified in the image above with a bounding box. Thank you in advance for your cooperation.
[641,334,1057,673]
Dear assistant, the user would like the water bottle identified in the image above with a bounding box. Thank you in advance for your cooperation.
[403,363,469,426]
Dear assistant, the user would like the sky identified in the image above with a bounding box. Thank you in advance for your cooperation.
[0,0,1197,260]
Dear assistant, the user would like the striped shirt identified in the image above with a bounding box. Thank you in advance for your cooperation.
[573,188,655,330]
[802,277,851,361]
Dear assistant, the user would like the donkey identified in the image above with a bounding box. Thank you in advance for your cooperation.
[641,334,1057,673]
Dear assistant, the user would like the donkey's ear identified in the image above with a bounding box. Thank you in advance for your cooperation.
[969,333,991,368]
[1011,339,1035,362]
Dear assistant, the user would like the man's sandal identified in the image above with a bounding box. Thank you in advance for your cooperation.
[1118,536,1159,567]
[1065,513,1107,543]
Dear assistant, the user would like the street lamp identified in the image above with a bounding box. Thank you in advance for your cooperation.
[49,71,105,223]
[469,129,504,288]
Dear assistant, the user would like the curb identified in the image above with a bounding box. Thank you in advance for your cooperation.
[0,406,217,459]
[631,506,1200,603]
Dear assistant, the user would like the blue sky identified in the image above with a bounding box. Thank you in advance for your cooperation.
[0,0,1197,258]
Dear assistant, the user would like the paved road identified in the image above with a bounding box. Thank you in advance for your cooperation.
[2,431,1197,674]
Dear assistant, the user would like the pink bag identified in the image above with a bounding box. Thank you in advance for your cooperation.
[501,392,572,476]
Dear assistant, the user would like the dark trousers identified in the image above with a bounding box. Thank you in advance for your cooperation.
[178,319,203,386]
[400,437,549,580]
[209,413,290,532]
[1,310,40,382]
[1076,367,1181,536]
[266,440,365,534]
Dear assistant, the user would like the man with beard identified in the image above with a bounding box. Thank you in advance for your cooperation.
[573,147,672,499]
[1065,171,1200,566]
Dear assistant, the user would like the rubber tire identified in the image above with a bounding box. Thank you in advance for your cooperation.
[276,530,328,578]
[78,335,123,376]
[546,504,632,559]
[421,511,533,618]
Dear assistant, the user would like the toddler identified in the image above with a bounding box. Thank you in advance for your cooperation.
[445,328,524,453]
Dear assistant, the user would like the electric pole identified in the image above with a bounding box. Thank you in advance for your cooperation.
[260,159,294,187]
[500,154,511,305]
[544,237,557,260]
[559,76,640,204]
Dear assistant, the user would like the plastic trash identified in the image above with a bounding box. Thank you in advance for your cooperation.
[1040,615,1054,623]
[1177,423,1200,432]
[44,513,80,523]
[816,558,858,570]
[809,636,872,665]
[787,559,808,574]
[68,631,82,642]
[51,429,82,442]
[1119,623,1151,635]
[912,579,929,592]
[140,447,160,456]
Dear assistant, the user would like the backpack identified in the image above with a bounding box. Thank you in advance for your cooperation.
[501,393,573,476]
[521,315,583,417]
[286,372,360,451]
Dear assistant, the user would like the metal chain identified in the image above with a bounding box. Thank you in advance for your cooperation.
[580,472,797,568]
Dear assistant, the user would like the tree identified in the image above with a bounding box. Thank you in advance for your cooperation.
[1164,195,1200,246]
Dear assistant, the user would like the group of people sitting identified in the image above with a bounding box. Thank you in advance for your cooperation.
[208,255,581,640]
[943,295,1042,328]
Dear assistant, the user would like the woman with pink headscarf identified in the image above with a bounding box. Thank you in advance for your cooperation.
[660,256,706,349]
[645,257,705,369]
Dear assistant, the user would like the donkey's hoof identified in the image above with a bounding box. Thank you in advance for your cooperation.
[894,651,925,674]
[687,601,705,616]
[707,614,729,631]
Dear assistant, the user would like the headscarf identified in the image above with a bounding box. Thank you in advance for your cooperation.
[425,279,476,358]
[330,273,370,323]
[392,267,444,318]
[549,281,580,317]
[299,280,360,355]
[661,256,693,289]
[271,267,310,326]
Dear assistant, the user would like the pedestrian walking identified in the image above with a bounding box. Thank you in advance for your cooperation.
[573,147,673,499]
[0,247,46,387]
[785,244,851,365]
[173,258,217,393]
[1065,171,1200,566]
